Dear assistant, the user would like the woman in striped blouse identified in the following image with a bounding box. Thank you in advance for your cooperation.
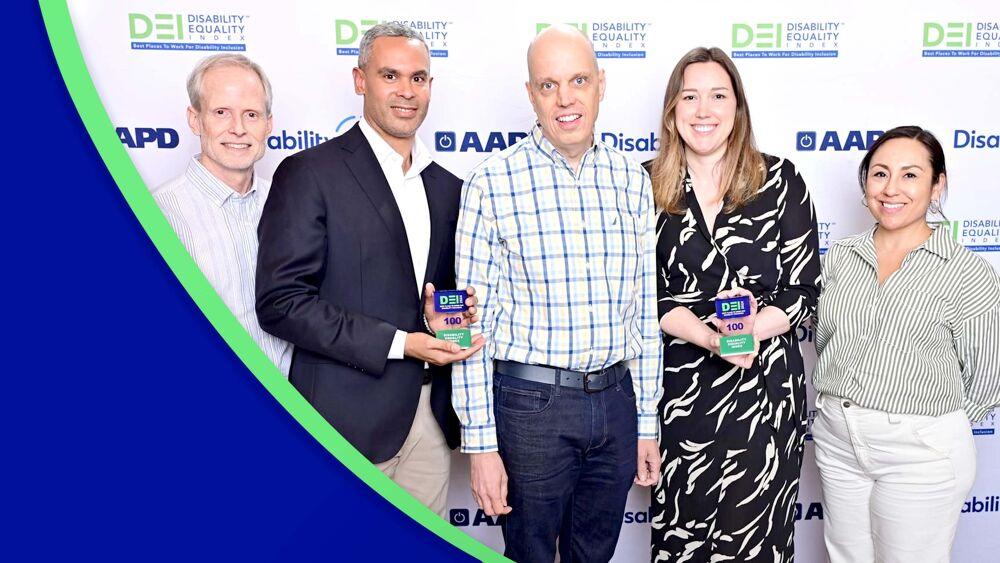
[813,125,1000,563]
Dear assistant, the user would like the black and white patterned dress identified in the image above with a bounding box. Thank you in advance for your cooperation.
[650,155,821,562]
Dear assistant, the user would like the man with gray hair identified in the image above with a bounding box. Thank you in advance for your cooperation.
[256,23,480,516]
[155,54,292,376]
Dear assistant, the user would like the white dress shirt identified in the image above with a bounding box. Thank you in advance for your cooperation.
[357,118,433,360]
[154,156,293,376]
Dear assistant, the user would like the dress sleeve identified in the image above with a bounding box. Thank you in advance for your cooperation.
[768,158,821,328]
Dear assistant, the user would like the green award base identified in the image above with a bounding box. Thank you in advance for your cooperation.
[719,334,755,356]
[438,328,472,349]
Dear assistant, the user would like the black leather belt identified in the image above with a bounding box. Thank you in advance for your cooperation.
[495,360,625,392]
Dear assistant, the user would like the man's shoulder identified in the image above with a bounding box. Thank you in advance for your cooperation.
[152,172,191,208]
[464,135,540,182]
[596,142,650,179]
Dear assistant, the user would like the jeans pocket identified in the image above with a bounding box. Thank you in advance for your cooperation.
[910,411,966,458]
[498,383,552,415]
[618,370,636,400]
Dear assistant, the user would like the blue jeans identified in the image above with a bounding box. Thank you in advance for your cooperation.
[494,364,638,563]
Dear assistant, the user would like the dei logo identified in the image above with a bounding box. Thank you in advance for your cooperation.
[796,130,883,151]
[731,21,842,58]
[117,127,179,149]
[923,21,1000,57]
[537,21,650,59]
[128,13,248,51]
[335,19,451,57]
[435,131,528,153]
[938,219,1000,252]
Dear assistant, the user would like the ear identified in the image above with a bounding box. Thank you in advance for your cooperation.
[264,113,273,138]
[187,106,201,136]
[932,172,946,202]
[353,67,365,96]
[597,67,606,101]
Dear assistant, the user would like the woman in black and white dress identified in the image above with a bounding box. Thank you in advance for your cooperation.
[646,47,821,562]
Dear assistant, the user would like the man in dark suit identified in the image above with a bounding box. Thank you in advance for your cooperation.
[256,22,482,516]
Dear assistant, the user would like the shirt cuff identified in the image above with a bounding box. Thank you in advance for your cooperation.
[460,424,499,453]
[963,397,992,423]
[387,330,407,360]
[638,412,659,440]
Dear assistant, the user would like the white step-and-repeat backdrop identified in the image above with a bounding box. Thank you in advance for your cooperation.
[68,0,999,560]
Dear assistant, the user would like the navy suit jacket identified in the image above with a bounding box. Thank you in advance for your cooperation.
[256,123,461,463]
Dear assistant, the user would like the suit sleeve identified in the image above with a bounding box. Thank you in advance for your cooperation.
[256,155,396,375]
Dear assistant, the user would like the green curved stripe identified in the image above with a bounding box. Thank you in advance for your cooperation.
[38,1,505,560]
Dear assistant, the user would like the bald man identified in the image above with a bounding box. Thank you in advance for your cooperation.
[452,25,663,562]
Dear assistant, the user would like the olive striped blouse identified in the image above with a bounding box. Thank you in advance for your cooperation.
[814,225,1000,421]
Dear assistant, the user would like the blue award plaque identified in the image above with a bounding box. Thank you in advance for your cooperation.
[433,290,471,348]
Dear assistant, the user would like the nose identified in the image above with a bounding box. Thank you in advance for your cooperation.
[397,79,415,99]
[883,174,901,196]
[230,113,247,136]
[695,96,710,118]
[556,85,573,107]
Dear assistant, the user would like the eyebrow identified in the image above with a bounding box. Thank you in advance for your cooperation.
[680,86,731,92]
[870,163,925,171]
[376,67,429,76]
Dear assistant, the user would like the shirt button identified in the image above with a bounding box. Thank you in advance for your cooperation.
[843,401,851,408]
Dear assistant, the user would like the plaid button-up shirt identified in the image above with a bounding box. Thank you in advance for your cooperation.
[453,125,663,452]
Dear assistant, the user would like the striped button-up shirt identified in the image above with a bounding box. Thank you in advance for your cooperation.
[453,125,663,453]
[814,225,1000,421]
[155,157,292,376]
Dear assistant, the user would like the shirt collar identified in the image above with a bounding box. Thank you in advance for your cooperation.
[185,155,257,207]
[529,123,600,167]
[358,117,432,178]
[846,223,955,261]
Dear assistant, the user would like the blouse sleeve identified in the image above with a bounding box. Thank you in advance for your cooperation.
[956,262,1000,422]
[768,158,822,328]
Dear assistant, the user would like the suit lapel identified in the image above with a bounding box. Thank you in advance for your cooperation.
[341,125,419,298]
[420,164,443,289]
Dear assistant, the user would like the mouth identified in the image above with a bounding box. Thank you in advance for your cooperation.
[222,142,251,150]
[555,113,583,130]
[391,105,419,116]
[879,201,906,213]
[692,124,717,134]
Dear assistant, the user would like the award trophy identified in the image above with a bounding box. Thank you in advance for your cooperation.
[714,295,755,357]
[433,289,472,349]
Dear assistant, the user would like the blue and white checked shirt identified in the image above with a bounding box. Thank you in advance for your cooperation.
[453,125,663,453]
[155,157,293,376]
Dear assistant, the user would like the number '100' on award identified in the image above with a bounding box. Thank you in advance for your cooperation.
[434,289,471,348]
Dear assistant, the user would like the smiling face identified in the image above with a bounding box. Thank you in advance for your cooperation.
[674,61,737,162]
[526,27,605,162]
[188,64,272,188]
[864,137,945,233]
[353,36,431,142]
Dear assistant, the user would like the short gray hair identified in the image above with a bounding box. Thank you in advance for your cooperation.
[186,54,273,116]
[358,22,429,69]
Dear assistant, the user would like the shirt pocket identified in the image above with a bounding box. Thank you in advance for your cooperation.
[879,289,948,352]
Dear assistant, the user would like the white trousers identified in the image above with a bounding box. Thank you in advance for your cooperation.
[812,394,977,563]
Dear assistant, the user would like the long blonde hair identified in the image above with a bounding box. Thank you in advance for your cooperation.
[650,47,764,215]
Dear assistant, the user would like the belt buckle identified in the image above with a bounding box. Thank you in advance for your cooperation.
[583,368,605,393]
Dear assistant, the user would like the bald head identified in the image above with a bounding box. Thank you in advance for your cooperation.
[524,24,605,169]
[527,25,598,80]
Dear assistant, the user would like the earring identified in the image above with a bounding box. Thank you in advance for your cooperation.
[929,199,942,215]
